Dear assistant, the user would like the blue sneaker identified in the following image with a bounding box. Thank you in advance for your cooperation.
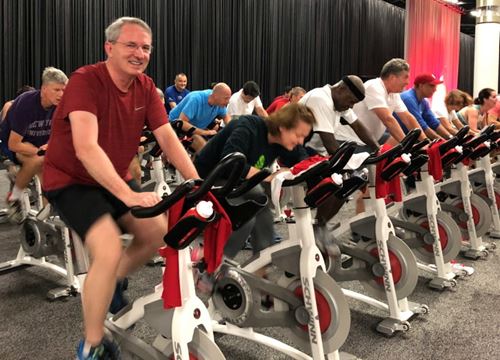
[76,336,121,359]
[109,279,129,315]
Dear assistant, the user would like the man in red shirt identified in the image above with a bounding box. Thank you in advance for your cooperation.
[43,17,198,359]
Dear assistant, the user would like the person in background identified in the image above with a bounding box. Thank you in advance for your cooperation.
[457,88,497,132]
[194,103,315,258]
[267,86,306,114]
[227,80,268,118]
[164,72,189,113]
[1,85,35,121]
[0,67,67,223]
[394,73,453,140]
[432,89,471,136]
[266,85,292,114]
[168,83,232,152]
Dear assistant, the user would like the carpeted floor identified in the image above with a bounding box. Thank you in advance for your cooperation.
[0,171,499,360]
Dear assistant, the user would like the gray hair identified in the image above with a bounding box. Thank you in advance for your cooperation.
[42,67,68,85]
[105,17,152,42]
[290,86,306,97]
[380,58,410,79]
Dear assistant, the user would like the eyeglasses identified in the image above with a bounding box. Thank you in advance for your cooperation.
[112,41,153,54]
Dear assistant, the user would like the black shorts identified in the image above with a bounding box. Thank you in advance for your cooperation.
[45,180,141,240]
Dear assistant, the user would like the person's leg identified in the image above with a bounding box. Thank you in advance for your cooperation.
[224,217,255,258]
[191,134,207,153]
[82,215,123,345]
[316,194,347,225]
[12,153,43,194]
[115,213,168,278]
[248,205,274,253]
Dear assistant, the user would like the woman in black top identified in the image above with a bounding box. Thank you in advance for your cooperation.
[194,103,316,257]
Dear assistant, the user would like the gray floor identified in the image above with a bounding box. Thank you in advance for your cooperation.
[1,171,500,360]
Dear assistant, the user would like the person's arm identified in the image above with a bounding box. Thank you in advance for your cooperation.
[7,131,40,156]
[70,110,159,207]
[153,122,199,180]
[422,102,451,139]
[255,106,269,118]
[433,124,452,139]
[451,116,465,131]
[423,126,441,140]
[392,110,426,141]
[1,101,12,121]
[222,113,231,124]
[317,132,340,154]
[371,107,408,142]
[179,112,216,136]
[438,116,458,135]
[168,101,176,110]
[348,120,380,151]
[464,108,480,131]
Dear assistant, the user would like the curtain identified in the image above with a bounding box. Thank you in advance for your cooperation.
[1,0,474,107]
[405,0,461,91]
[458,33,475,95]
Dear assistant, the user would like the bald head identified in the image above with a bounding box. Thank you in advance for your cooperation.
[210,83,232,107]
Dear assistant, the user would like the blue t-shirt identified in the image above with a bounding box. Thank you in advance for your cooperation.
[394,88,440,133]
[168,90,227,129]
[164,85,190,113]
[0,90,55,148]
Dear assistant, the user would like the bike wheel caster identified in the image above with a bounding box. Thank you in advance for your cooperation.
[417,304,429,315]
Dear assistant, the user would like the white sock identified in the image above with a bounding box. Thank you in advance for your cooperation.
[9,186,23,201]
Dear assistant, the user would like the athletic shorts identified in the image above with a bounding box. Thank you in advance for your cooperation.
[45,180,141,240]
[0,141,20,165]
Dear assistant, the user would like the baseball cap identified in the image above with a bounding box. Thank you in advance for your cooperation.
[414,73,443,86]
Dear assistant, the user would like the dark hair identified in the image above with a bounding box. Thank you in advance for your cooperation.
[242,81,260,98]
[474,88,495,105]
[265,103,316,136]
[15,85,35,97]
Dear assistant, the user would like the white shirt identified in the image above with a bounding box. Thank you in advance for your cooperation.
[432,105,458,125]
[227,89,263,116]
[335,78,407,145]
[300,85,357,156]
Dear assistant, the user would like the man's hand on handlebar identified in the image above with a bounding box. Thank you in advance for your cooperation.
[122,191,162,208]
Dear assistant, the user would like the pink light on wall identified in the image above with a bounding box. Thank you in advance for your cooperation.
[405,0,461,91]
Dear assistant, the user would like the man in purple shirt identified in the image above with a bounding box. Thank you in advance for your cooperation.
[0,67,67,222]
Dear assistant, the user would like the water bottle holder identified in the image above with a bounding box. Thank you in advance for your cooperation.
[381,158,408,181]
[218,194,268,231]
[402,154,429,176]
[304,177,342,208]
[164,213,217,250]
[451,149,473,166]
[469,145,491,160]
[335,176,368,199]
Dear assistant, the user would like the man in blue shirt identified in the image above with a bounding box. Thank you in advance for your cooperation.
[395,73,452,139]
[169,83,232,152]
[164,73,190,113]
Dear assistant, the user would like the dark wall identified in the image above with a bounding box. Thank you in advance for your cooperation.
[458,33,475,95]
[0,0,475,106]
[0,0,406,106]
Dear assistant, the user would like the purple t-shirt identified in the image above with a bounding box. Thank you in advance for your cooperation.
[0,90,55,147]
